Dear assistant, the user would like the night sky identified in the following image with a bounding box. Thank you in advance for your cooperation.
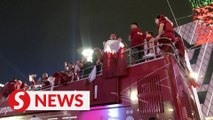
[0,0,192,84]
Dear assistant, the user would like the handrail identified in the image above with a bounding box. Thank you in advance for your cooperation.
[0,37,190,99]
[35,37,189,90]
[125,37,173,51]
[40,42,190,93]
[67,37,187,83]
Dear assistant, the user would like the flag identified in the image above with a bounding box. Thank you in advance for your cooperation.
[101,39,127,78]
[29,74,36,89]
[104,39,124,53]
[88,66,97,82]
[47,76,55,91]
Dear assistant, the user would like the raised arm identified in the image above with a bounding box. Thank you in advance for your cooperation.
[156,23,164,38]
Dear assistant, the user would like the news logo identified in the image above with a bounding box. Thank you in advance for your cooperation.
[8,90,30,112]
[8,90,90,112]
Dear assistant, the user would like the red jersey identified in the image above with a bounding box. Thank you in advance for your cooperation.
[158,18,175,41]
[130,28,145,47]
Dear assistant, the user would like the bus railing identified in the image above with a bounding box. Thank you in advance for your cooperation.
[33,37,188,91]
[0,37,189,100]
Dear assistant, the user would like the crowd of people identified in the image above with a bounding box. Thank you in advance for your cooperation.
[128,14,185,63]
[0,14,187,98]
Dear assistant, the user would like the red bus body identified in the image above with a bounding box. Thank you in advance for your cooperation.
[0,55,200,120]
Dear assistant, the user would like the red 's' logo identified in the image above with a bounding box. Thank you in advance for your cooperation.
[8,90,30,112]
[7,91,89,111]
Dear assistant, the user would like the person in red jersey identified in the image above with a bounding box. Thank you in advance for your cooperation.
[20,81,28,91]
[129,22,145,63]
[155,15,175,40]
[0,78,22,97]
[155,15,175,52]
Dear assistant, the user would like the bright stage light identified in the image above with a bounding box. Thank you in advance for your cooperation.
[82,49,93,56]
[130,89,138,103]
[82,49,94,62]
[189,72,199,80]
[168,108,174,112]
[0,83,4,87]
